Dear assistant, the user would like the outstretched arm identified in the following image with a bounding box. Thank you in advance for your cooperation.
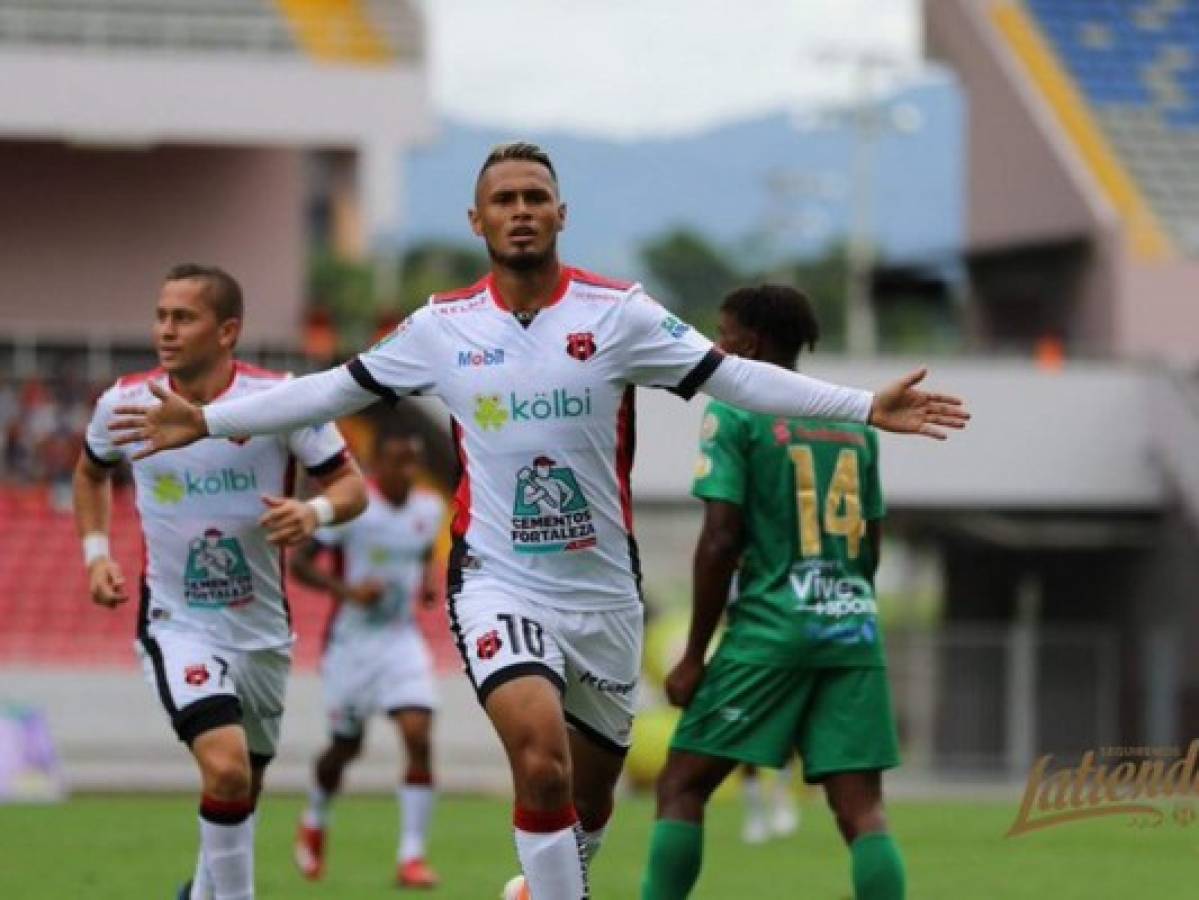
[702,358,969,440]
[110,366,376,459]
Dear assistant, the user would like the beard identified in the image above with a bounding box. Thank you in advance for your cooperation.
[486,237,556,272]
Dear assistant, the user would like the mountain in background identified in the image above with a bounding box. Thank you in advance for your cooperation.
[403,76,963,278]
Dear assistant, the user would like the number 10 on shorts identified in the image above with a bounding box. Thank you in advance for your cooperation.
[477,613,546,660]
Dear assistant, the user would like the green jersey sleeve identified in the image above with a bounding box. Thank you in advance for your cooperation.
[862,427,886,520]
[691,401,750,505]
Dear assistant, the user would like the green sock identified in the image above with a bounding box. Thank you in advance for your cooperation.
[851,831,906,899]
[640,819,704,900]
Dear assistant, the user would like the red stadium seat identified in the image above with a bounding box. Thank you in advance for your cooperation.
[0,486,459,672]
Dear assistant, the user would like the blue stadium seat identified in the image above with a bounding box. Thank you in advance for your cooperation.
[1024,0,1199,255]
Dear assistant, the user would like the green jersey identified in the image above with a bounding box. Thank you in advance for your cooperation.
[691,400,886,668]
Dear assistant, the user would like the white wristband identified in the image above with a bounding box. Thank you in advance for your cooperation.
[306,496,335,526]
[83,533,111,566]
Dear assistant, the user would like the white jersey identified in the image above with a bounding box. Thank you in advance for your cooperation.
[348,267,721,609]
[315,484,444,646]
[85,362,348,651]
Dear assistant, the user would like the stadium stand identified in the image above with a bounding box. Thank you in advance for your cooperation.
[0,484,459,672]
[1015,0,1199,255]
[0,0,417,62]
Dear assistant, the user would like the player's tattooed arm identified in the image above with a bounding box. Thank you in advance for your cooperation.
[72,452,128,608]
[259,457,367,547]
[665,499,746,708]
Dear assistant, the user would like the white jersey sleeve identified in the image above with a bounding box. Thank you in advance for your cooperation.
[701,355,873,423]
[615,289,724,399]
[286,420,349,478]
[83,384,126,468]
[205,366,374,439]
[346,307,443,404]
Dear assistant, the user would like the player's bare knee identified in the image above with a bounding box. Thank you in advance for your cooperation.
[654,764,707,820]
[829,797,886,843]
[333,735,364,762]
[514,745,572,807]
[202,752,252,800]
[406,741,432,774]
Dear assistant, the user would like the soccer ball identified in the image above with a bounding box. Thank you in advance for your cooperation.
[500,874,530,899]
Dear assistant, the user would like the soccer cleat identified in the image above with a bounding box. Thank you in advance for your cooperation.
[293,822,326,880]
[398,857,439,889]
[742,814,770,845]
[500,874,531,899]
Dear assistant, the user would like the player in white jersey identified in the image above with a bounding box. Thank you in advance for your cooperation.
[73,265,367,900]
[108,146,969,899]
[290,433,446,888]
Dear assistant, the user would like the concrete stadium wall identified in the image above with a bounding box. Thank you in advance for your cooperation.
[0,142,305,345]
[631,358,1164,510]
[1120,259,1199,365]
[2,668,512,794]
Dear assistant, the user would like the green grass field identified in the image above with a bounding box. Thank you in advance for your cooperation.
[0,793,1193,898]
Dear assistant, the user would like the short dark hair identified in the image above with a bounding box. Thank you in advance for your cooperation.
[477,141,558,186]
[165,263,243,322]
[721,284,820,365]
[374,430,424,457]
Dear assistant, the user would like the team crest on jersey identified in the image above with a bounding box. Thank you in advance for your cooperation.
[511,456,597,554]
[183,528,254,609]
[565,331,597,362]
[476,629,503,660]
[184,664,210,686]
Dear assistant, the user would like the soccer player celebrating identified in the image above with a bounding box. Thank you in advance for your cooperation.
[107,145,967,899]
[291,433,446,888]
[73,265,367,900]
[642,285,905,900]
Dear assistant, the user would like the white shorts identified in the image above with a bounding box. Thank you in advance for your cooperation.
[135,625,290,759]
[448,581,643,754]
[321,626,437,740]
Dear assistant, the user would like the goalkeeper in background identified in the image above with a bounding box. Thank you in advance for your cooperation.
[642,284,905,899]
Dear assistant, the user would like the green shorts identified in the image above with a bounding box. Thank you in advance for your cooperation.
[670,651,900,781]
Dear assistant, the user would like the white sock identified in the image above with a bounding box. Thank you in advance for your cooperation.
[398,781,436,863]
[199,802,255,900]
[743,773,766,821]
[580,802,612,864]
[190,846,213,900]
[304,785,331,829]
[773,766,795,812]
[514,806,588,899]
[581,825,607,864]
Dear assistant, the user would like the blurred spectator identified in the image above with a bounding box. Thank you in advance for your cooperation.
[1,374,103,504]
